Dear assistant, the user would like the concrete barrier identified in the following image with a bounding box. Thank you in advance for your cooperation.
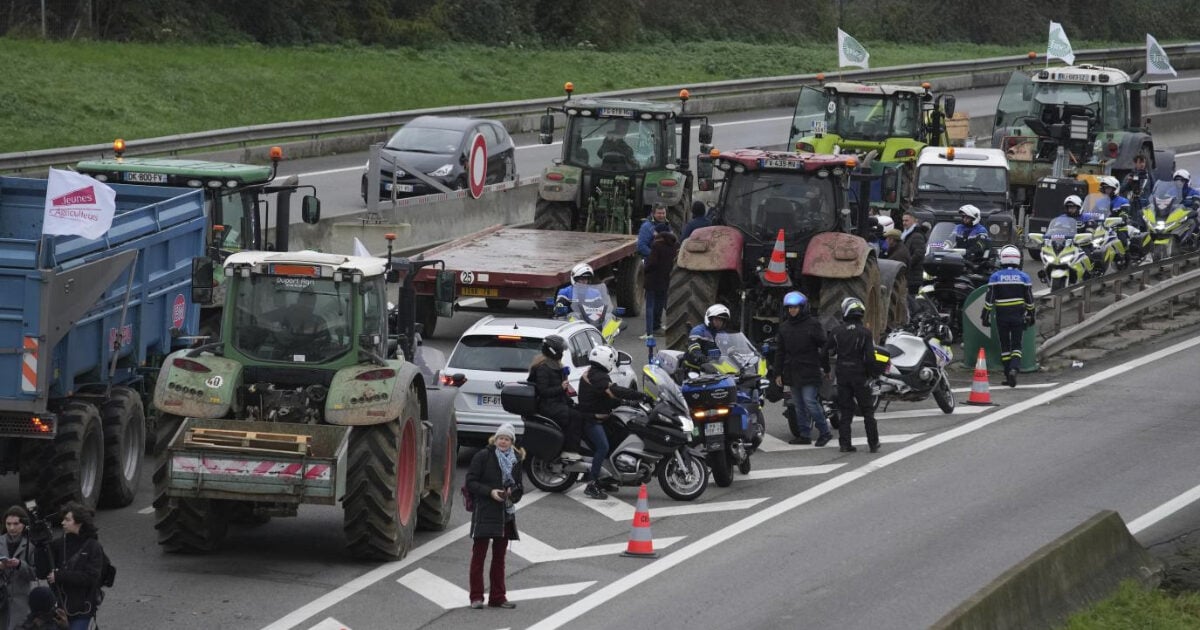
[930,510,1162,630]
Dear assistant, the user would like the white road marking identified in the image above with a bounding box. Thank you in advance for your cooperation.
[950,382,1058,393]
[306,619,350,630]
[756,432,923,452]
[260,490,548,630]
[137,506,154,515]
[510,532,685,563]
[525,332,1200,630]
[566,485,767,521]
[1127,482,1200,535]
[876,407,986,420]
[397,567,594,609]
[1176,149,1200,157]
[740,464,845,480]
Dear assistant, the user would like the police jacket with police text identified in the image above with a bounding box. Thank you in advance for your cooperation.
[774,312,826,386]
[823,320,876,380]
[953,223,992,255]
[984,267,1035,325]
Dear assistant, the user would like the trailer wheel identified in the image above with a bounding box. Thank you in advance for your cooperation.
[98,387,145,509]
[344,389,422,560]
[153,457,228,553]
[20,400,105,512]
[665,269,720,351]
[535,200,573,232]
[418,409,457,531]
[817,256,883,337]
[613,255,645,317]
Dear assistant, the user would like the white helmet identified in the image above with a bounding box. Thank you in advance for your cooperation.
[705,303,731,326]
[958,204,981,224]
[841,297,866,319]
[587,345,617,372]
[1063,194,1082,207]
[1174,169,1191,182]
[876,215,895,232]
[999,245,1022,267]
[1098,176,1120,191]
[571,262,594,283]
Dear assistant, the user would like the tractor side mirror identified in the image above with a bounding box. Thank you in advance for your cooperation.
[942,95,956,118]
[435,269,456,318]
[696,156,714,191]
[301,195,321,224]
[698,123,714,145]
[191,257,215,306]
[539,114,555,144]
[1155,86,1168,108]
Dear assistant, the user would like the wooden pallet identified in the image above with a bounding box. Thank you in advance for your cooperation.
[184,428,311,455]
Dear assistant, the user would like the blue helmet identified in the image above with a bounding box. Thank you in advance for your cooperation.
[783,291,808,308]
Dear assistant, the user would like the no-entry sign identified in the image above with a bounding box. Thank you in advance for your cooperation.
[468,133,487,199]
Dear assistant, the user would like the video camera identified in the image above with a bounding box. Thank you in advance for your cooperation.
[23,500,54,547]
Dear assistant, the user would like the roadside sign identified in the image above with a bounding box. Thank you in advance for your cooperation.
[468,133,487,199]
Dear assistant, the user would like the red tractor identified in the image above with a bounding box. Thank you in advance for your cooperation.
[665,149,908,350]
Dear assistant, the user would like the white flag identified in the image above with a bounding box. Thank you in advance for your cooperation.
[42,169,117,240]
[837,29,870,69]
[1047,21,1075,65]
[1146,33,1177,77]
[352,237,372,257]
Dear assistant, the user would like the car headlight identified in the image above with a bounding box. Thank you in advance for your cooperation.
[428,164,454,177]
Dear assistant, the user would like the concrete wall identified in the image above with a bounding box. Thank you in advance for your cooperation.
[930,510,1162,630]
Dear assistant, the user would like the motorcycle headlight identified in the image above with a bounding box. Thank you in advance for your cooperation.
[1041,252,1055,264]
[1156,221,1167,230]
[428,164,454,177]
[678,415,695,432]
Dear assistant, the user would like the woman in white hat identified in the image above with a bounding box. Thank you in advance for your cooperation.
[465,422,525,610]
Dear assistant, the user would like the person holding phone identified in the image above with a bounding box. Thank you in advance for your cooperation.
[465,424,525,610]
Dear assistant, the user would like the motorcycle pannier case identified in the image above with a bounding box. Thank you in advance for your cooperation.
[501,382,538,416]
[501,383,563,459]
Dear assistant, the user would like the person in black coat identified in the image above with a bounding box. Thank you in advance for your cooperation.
[576,346,647,500]
[528,335,584,460]
[466,424,524,610]
[772,291,833,446]
[43,503,103,630]
[823,298,880,453]
[642,223,678,337]
[901,212,927,295]
[681,200,711,240]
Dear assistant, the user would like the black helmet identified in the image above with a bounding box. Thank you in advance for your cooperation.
[541,335,565,360]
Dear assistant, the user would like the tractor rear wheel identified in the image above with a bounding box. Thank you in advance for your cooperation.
[343,388,422,560]
[817,256,883,336]
[535,200,574,232]
[153,457,229,553]
[99,386,145,508]
[877,259,909,333]
[21,399,105,512]
[665,269,720,351]
[613,255,644,317]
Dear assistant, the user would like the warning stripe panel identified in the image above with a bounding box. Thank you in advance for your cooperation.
[21,337,38,393]
[171,456,331,480]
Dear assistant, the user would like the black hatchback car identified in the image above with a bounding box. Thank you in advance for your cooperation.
[361,115,517,202]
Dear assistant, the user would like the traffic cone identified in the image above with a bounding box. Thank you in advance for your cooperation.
[966,348,994,406]
[621,484,659,558]
[761,229,791,286]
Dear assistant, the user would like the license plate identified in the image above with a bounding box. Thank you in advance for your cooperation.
[477,394,502,406]
[705,423,724,436]
[810,120,826,135]
[124,171,167,184]
[461,286,498,297]
[599,107,633,118]
[761,158,801,169]
[385,183,414,192]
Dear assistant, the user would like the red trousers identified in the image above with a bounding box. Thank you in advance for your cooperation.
[469,537,509,604]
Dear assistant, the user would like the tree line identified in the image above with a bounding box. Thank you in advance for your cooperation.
[3,0,1197,49]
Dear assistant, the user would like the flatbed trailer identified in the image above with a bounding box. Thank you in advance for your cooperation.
[410,225,641,336]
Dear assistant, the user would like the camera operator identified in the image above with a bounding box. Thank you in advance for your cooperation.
[40,504,103,630]
[1,507,38,630]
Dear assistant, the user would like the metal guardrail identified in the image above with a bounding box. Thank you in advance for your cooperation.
[2,42,1198,174]
[1037,249,1200,357]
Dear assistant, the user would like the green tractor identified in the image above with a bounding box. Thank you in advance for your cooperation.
[151,241,458,559]
[535,83,714,234]
[77,141,322,332]
[789,81,956,214]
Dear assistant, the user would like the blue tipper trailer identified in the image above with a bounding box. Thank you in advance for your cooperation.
[0,176,206,513]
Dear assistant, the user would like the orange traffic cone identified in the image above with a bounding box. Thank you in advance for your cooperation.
[966,348,994,406]
[621,484,658,558]
[761,228,791,285]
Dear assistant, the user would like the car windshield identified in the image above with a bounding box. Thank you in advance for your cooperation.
[448,335,542,372]
[720,171,837,242]
[386,126,462,154]
[917,165,1008,194]
[232,276,352,363]
[564,116,665,170]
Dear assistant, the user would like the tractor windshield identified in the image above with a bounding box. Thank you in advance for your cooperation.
[564,116,665,171]
[996,74,1127,131]
[831,94,920,141]
[720,171,837,242]
[232,276,353,363]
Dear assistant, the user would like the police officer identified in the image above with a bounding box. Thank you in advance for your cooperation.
[576,346,649,499]
[982,246,1036,388]
[1098,176,1130,214]
[551,263,595,315]
[1058,194,1102,226]
[686,304,729,370]
[1173,169,1200,206]
[823,298,880,453]
[772,291,833,446]
[953,205,992,263]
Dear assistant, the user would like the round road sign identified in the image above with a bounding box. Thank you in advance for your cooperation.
[468,133,487,199]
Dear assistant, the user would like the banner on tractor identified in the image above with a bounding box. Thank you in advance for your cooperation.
[837,29,869,69]
[1046,21,1075,65]
[1146,33,1178,77]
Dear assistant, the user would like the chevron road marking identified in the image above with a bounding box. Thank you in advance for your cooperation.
[398,568,594,610]
[565,484,767,521]
[306,619,350,630]
[740,464,846,480]
[510,532,686,563]
[756,433,924,453]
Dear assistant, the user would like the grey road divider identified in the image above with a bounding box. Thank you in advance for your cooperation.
[931,510,1162,630]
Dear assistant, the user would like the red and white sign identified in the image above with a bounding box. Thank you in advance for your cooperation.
[172,455,331,480]
[42,169,117,240]
[172,294,187,330]
[467,133,487,199]
[108,324,133,348]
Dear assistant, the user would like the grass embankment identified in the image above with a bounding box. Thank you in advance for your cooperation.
[1061,580,1200,629]
[0,37,1141,152]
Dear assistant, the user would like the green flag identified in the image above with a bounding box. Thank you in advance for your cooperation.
[837,28,869,69]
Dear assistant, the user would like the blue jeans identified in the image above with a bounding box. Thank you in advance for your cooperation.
[791,384,831,439]
[68,616,93,630]
[644,287,666,333]
[583,422,609,483]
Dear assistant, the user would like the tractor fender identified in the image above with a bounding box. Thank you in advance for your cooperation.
[675,225,744,274]
[152,349,241,419]
[326,361,426,426]
[538,164,582,202]
[803,232,870,279]
[644,169,688,207]
[881,138,923,162]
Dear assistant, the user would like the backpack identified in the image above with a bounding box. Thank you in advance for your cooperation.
[100,550,116,588]
[460,483,474,512]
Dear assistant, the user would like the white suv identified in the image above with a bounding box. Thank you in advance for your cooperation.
[444,316,635,447]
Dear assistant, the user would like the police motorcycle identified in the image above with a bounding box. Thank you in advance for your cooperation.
[557,280,625,344]
[502,351,708,502]
[919,222,995,342]
[1141,180,1200,261]
[1027,216,1094,291]
[650,332,767,487]
[873,298,956,414]
[1074,193,1129,275]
